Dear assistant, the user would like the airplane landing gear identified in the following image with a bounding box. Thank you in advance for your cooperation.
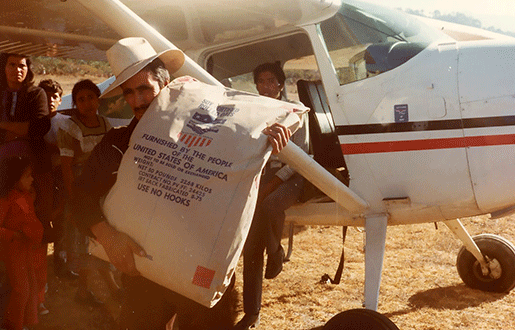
[457,234,515,293]
[323,309,399,330]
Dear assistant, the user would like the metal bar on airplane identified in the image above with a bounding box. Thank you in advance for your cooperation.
[0,25,116,47]
[2,44,49,55]
[278,142,369,213]
[0,41,23,51]
[443,219,488,269]
[75,0,222,86]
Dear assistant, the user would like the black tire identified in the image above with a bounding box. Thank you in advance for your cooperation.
[457,234,515,293]
[323,309,399,330]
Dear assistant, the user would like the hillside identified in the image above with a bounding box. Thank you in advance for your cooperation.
[32,57,112,95]
[32,57,111,77]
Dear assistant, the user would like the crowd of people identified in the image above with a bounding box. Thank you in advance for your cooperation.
[0,37,308,330]
[0,51,125,330]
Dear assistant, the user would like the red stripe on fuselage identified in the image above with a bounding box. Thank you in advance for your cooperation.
[341,134,515,154]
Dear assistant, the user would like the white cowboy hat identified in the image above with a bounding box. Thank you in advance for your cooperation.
[100,37,185,99]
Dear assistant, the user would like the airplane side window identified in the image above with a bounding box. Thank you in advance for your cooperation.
[318,0,448,85]
[218,55,320,104]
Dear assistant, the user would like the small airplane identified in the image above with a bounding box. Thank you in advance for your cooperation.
[4,0,515,328]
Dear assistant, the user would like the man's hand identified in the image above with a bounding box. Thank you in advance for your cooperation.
[166,314,177,330]
[263,123,292,154]
[0,121,29,139]
[91,221,146,276]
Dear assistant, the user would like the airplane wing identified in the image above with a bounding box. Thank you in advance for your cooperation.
[0,0,339,62]
[415,16,515,42]
[0,0,117,61]
[6,1,511,63]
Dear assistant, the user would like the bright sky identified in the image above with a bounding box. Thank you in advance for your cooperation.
[364,0,515,33]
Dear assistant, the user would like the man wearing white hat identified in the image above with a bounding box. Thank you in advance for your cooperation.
[73,37,292,329]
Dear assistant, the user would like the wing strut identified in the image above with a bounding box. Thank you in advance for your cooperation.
[278,142,368,213]
[75,0,222,86]
[364,214,388,310]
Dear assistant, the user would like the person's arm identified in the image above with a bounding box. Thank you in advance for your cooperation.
[20,198,44,245]
[263,122,292,154]
[0,87,49,141]
[72,131,117,234]
[60,156,75,198]
[272,113,310,181]
[57,125,76,198]
[72,128,146,275]
[90,221,145,276]
[0,121,30,137]
[0,198,37,244]
[27,87,50,140]
[0,198,16,243]
[255,122,294,202]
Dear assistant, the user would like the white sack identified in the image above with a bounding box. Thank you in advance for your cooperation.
[90,76,308,307]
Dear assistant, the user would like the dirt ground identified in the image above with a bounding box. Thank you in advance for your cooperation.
[11,74,514,329]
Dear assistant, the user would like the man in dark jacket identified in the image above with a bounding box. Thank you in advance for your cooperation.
[73,37,292,330]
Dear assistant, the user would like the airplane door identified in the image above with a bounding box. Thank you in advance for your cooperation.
[303,16,481,223]
[458,43,515,213]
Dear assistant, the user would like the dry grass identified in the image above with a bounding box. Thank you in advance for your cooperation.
[245,215,515,329]
[33,215,515,329]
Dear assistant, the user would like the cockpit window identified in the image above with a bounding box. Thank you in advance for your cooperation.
[319,0,451,85]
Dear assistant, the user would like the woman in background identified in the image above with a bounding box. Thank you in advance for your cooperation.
[0,52,53,317]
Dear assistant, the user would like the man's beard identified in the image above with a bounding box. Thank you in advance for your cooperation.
[134,104,150,119]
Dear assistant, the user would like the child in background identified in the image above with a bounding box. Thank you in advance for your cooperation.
[0,156,44,330]
[32,79,68,316]
[58,79,118,307]
[39,79,76,282]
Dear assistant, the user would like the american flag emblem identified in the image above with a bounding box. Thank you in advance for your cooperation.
[178,132,212,148]
[192,265,216,289]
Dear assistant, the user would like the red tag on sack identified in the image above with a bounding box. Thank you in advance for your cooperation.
[192,265,216,289]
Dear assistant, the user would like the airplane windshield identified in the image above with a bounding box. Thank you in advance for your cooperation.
[319,0,452,85]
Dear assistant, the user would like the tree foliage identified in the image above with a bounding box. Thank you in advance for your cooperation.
[31,56,112,77]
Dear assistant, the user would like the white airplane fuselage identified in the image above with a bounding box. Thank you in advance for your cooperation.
[331,39,515,225]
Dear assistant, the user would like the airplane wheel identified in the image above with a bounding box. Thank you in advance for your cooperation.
[457,234,515,293]
[323,309,399,330]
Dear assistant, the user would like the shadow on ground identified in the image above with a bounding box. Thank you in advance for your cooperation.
[384,283,506,319]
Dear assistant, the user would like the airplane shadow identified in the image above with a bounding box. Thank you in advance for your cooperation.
[384,283,507,318]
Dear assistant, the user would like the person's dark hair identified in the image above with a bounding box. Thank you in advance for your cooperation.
[38,79,63,96]
[71,79,101,108]
[142,58,170,89]
[253,62,286,86]
[0,156,32,198]
[0,53,35,89]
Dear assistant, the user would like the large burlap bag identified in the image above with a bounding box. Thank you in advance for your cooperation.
[90,76,308,307]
